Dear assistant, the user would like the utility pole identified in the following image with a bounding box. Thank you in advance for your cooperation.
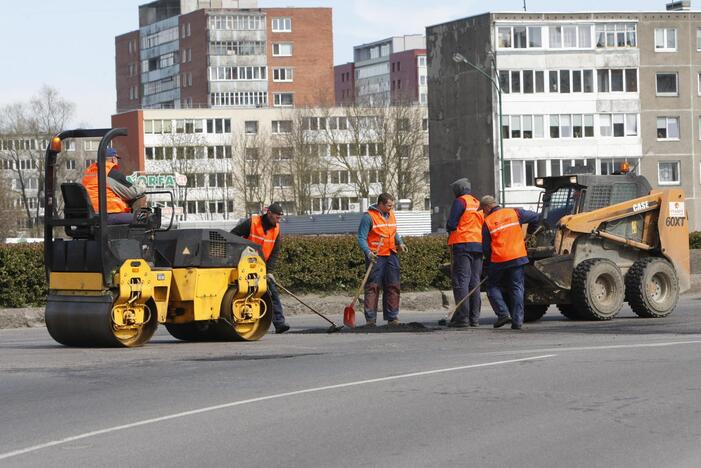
[523,1,527,11]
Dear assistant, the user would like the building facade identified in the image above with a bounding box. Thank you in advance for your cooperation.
[116,0,334,113]
[335,35,427,106]
[0,136,103,235]
[427,5,701,231]
[112,106,429,222]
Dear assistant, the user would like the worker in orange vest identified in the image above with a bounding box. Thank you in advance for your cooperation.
[480,195,539,330]
[231,202,289,334]
[357,193,408,327]
[446,178,484,327]
[82,147,145,224]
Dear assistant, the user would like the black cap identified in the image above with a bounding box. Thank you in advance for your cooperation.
[267,202,284,215]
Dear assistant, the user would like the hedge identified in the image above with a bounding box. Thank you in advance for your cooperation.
[5,232,701,308]
[0,236,451,308]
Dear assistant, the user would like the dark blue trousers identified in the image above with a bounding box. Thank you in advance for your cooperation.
[267,281,286,325]
[486,265,525,327]
[364,253,401,322]
[451,246,483,324]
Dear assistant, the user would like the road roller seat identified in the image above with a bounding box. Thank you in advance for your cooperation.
[61,183,97,239]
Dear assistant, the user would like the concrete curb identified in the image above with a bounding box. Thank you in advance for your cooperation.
[3,274,701,330]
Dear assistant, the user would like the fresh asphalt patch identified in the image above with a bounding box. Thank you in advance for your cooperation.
[290,321,434,334]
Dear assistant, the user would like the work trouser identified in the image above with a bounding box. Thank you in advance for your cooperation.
[364,253,401,322]
[267,281,286,325]
[486,264,525,327]
[451,246,483,324]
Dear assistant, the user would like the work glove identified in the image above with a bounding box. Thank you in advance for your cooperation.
[399,243,408,253]
[366,250,378,262]
[266,273,276,284]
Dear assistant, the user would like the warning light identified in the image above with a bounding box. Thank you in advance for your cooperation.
[49,137,62,152]
[620,162,631,173]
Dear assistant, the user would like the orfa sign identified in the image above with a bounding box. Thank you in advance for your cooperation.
[127,173,187,188]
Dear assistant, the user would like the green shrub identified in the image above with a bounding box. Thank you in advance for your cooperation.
[8,231,701,308]
[274,235,452,293]
[0,244,47,308]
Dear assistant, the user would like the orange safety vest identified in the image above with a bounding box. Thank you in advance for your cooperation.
[247,214,280,261]
[484,208,527,263]
[448,194,484,245]
[367,209,397,256]
[82,161,130,214]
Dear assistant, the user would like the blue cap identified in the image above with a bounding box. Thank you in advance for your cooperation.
[106,147,119,158]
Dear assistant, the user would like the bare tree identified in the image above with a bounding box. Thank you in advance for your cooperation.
[230,125,273,216]
[0,175,21,240]
[0,86,75,234]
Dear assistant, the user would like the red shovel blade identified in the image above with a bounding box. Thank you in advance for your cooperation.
[343,304,356,328]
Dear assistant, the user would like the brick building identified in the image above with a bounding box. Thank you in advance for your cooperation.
[115,0,334,112]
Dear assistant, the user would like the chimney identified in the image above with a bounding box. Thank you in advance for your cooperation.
[666,1,691,10]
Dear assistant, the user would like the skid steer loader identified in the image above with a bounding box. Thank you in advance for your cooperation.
[522,169,690,322]
[44,128,272,347]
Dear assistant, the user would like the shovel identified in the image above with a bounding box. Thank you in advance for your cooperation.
[344,237,385,328]
[272,278,343,333]
[439,277,488,326]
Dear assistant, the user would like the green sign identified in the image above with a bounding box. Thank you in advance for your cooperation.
[127,173,187,188]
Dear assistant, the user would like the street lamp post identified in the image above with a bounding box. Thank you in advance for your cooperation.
[452,52,506,205]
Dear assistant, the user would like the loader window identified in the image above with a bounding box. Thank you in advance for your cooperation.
[541,186,578,227]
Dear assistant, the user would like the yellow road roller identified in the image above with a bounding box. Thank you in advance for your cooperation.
[44,128,272,347]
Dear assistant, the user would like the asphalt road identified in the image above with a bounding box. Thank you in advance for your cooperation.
[2,297,701,468]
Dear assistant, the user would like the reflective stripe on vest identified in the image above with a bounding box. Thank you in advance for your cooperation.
[367,209,397,256]
[448,194,484,245]
[247,214,279,261]
[484,208,527,263]
[81,161,129,214]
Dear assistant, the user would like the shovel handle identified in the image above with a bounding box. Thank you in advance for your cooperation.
[350,236,385,306]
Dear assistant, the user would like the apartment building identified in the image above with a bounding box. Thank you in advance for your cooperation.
[116,0,333,113]
[335,35,428,106]
[111,106,429,222]
[0,136,102,233]
[427,3,701,230]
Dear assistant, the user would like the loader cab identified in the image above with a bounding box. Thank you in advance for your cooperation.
[536,173,652,227]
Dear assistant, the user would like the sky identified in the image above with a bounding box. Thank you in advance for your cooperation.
[0,0,676,127]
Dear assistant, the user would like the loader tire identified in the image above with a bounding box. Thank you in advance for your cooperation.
[524,305,548,322]
[625,257,679,318]
[165,322,214,341]
[557,304,584,320]
[571,258,624,320]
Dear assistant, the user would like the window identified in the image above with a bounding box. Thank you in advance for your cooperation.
[597,69,636,93]
[245,148,259,161]
[65,159,76,170]
[329,116,348,130]
[599,113,637,137]
[273,93,294,107]
[272,17,292,32]
[273,174,293,187]
[210,40,266,56]
[658,161,680,185]
[550,115,559,138]
[511,71,521,93]
[656,73,678,96]
[596,23,637,48]
[210,91,268,107]
[272,43,293,56]
[523,70,534,93]
[272,120,293,134]
[657,117,680,140]
[206,119,230,134]
[497,26,543,48]
[655,28,677,51]
[273,68,294,82]
[245,121,258,134]
[246,175,259,187]
[549,71,558,92]
[272,147,293,160]
[209,66,268,81]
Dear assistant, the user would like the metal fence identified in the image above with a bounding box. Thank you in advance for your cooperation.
[176,210,432,236]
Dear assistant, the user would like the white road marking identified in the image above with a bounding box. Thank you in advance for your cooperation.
[0,354,554,461]
[492,339,701,356]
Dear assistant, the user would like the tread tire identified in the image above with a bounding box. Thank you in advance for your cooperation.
[524,305,548,322]
[571,258,624,320]
[625,257,679,318]
[557,304,584,320]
